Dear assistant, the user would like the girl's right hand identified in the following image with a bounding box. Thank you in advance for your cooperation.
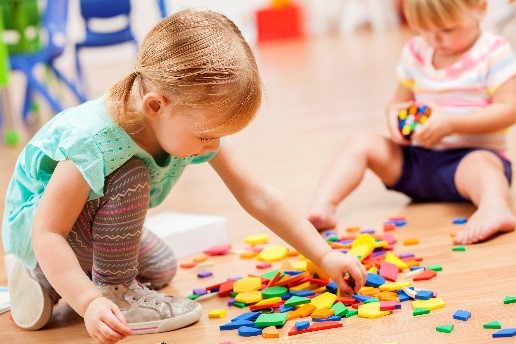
[386,101,413,145]
[84,297,132,344]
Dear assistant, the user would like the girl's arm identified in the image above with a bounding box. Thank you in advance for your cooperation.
[32,160,131,341]
[413,77,516,146]
[209,141,366,293]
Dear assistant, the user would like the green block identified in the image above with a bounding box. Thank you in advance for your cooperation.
[344,308,358,318]
[364,297,380,304]
[284,295,311,307]
[452,246,466,252]
[330,302,348,317]
[4,130,19,146]
[436,324,454,333]
[261,286,288,299]
[230,291,238,298]
[427,264,443,272]
[326,236,338,242]
[187,294,200,300]
[413,308,430,316]
[503,296,516,304]
[483,320,502,329]
[233,301,247,308]
[254,313,288,327]
[261,269,283,280]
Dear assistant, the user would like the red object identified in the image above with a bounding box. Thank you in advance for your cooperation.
[413,269,437,281]
[255,4,303,42]
[256,263,272,269]
[179,262,197,269]
[203,244,231,256]
[380,261,399,282]
[307,321,343,332]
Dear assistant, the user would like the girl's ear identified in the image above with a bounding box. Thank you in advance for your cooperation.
[142,92,168,119]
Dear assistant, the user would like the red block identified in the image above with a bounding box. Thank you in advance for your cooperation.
[255,4,303,42]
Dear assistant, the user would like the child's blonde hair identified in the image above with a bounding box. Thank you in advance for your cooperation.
[106,9,262,136]
[403,0,484,30]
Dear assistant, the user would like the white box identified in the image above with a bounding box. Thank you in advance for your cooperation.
[144,212,229,259]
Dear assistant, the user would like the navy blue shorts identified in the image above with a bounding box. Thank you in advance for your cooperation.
[387,147,512,202]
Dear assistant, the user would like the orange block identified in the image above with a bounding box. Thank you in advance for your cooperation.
[311,309,335,319]
[403,238,419,245]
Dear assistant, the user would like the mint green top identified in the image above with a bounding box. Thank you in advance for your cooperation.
[2,97,218,269]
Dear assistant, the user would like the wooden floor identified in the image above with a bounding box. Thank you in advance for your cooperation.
[2,27,516,343]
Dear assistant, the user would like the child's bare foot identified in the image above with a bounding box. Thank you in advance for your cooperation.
[453,203,516,244]
[307,204,337,231]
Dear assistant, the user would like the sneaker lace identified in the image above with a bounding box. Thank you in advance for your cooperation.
[128,281,171,305]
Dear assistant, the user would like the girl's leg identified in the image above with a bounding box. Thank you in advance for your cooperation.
[454,150,516,244]
[68,157,151,285]
[136,228,177,289]
[308,133,404,230]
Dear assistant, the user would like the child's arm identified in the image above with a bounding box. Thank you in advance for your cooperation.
[413,76,516,146]
[386,83,415,144]
[32,160,131,342]
[209,142,367,293]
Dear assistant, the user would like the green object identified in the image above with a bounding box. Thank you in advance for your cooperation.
[4,129,19,145]
[483,320,502,329]
[413,308,430,316]
[503,296,516,304]
[261,269,283,280]
[254,313,288,327]
[344,308,358,317]
[0,0,41,54]
[427,264,443,272]
[452,245,466,251]
[330,302,348,317]
[229,291,238,298]
[261,286,288,299]
[233,301,247,308]
[436,324,454,333]
[0,4,9,86]
[284,295,311,307]
[364,297,380,304]
[326,236,338,242]
[187,294,200,300]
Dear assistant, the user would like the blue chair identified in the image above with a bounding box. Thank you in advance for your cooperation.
[8,0,87,121]
[75,0,137,95]
[158,0,168,18]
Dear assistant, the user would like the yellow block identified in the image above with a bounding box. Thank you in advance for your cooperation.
[235,290,263,304]
[411,298,445,310]
[239,251,258,259]
[192,254,208,263]
[311,285,328,293]
[379,281,412,291]
[352,233,376,250]
[289,281,312,292]
[208,309,227,318]
[310,292,337,310]
[311,308,335,319]
[256,245,288,262]
[255,297,282,306]
[245,233,269,246]
[347,244,372,261]
[368,266,378,274]
[290,260,307,271]
[385,252,409,271]
[233,276,262,293]
[358,302,390,318]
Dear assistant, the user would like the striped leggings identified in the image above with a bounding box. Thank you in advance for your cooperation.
[62,157,177,289]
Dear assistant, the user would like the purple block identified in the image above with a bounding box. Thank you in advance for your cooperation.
[398,252,414,258]
[197,271,213,278]
[360,229,376,234]
[193,288,208,295]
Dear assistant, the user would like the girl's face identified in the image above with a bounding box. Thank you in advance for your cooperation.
[143,101,222,159]
[418,16,481,57]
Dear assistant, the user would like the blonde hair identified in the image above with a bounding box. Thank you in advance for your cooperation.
[106,9,262,136]
[403,0,483,30]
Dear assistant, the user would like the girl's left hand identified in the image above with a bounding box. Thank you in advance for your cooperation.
[411,105,454,147]
[319,250,367,295]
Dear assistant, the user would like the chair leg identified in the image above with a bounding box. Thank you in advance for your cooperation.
[28,72,64,115]
[74,48,87,98]
[22,80,33,121]
[50,65,88,103]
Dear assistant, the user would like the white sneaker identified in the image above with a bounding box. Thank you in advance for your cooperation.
[8,260,60,330]
[98,280,202,334]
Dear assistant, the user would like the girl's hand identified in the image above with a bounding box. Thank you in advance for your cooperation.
[84,297,132,344]
[386,101,413,145]
[319,250,367,294]
[411,105,454,147]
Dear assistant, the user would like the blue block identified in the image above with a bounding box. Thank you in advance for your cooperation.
[313,315,342,322]
[352,294,372,303]
[280,304,295,313]
[397,289,411,302]
[290,290,316,297]
[415,290,433,300]
[365,273,386,287]
[231,311,260,322]
[220,320,256,330]
[281,292,293,300]
[283,270,303,276]
[452,217,468,224]
[295,320,310,330]
[326,281,338,293]
[238,326,262,337]
[492,328,516,338]
[453,309,471,321]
